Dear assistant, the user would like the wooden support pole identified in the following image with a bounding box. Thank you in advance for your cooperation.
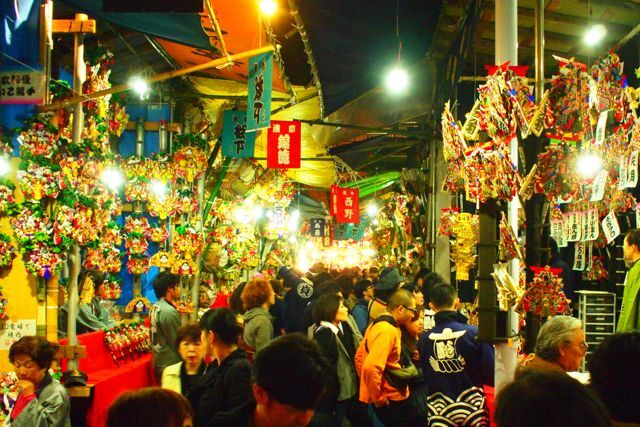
[40,45,275,112]
[477,200,498,342]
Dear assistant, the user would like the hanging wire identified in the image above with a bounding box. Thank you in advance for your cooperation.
[396,0,403,64]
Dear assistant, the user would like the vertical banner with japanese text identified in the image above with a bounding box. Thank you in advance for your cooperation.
[221,110,256,158]
[330,185,338,216]
[247,52,273,130]
[267,120,301,169]
[335,187,360,224]
[309,218,326,237]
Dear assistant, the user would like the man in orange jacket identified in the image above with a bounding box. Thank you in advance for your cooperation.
[355,288,425,426]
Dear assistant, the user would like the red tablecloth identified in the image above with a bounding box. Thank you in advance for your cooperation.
[485,385,496,426]
[60,331,156,427]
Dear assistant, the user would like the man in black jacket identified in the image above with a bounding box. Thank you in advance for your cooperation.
[214,334,332,427]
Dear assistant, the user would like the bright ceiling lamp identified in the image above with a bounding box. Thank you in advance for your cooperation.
[100,167,125,192]
[259,0,277,16]
[150,180,168,197]
[584,24,606,46]
[367,202,379,217]
[576,153,603,178]
[385,66,410,95]
[128,76,150,100]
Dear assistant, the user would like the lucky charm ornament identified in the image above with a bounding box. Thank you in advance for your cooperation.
[450,212,478,281]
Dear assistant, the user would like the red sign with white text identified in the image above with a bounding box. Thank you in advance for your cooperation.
[335,187,359,224]
[330,184,338,216]
[267,120,301,169]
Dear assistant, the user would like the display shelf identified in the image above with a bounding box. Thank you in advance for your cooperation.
[576,290,616,372]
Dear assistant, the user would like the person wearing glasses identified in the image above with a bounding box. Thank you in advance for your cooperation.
[519,315,587,374]
[418,283,494,426]
[355,288,425,426]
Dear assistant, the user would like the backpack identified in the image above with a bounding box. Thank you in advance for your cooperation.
[362,315,419,391]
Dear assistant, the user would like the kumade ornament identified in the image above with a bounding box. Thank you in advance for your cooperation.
[450,212,478,281]
[0,181,16,215]
[534,144,579,201]
[516,266,572,317]
[173,146,207,183]
[0,233,16,270]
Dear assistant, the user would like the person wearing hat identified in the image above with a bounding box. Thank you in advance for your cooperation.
[368,267,404,322]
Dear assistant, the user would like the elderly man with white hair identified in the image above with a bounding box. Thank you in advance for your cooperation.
[520,315,587,374]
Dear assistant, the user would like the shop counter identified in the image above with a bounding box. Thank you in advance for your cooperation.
[60,331,155,427]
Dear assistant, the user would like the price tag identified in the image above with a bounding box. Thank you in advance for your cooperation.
[595,111,608,145]
[627,151,639,188]
[602,211,620,245]
[619,156,628,189]
[573,241,586,271]
[590,170,608,202]
[566,212,582,242]
[585,208,599,241]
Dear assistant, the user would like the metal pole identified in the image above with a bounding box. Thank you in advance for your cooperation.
[40,1,53,103]
[66,243,81,372]
[158,122,168,154]
[495,0,519,393]
[135,118,144,158]
[190,174,206,320]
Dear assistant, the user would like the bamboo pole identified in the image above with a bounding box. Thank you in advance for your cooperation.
[40,45,276,112]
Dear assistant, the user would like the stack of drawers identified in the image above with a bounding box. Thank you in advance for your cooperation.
[576,290,616,372]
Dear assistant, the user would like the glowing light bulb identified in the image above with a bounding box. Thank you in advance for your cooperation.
[367,203,379,217]
[150,180,168,197]
[100,167,125,192]
[259,0,277,15]
[576,153,603,178]
[128,76,149,99]
[0,156,10,177]
[252,205,263,221]
[385,66,410,95]
[287,209,300,231]
[584,24,607,46]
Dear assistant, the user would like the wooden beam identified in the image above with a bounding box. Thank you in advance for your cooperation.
[40,45,275,111]
[125,121,181,132]
[55,345,87,359]
[52,19,96,34]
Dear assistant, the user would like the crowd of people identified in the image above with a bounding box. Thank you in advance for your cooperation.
[6,254,640,426]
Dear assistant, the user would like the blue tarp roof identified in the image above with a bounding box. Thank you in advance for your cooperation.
[59,0,214,51]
